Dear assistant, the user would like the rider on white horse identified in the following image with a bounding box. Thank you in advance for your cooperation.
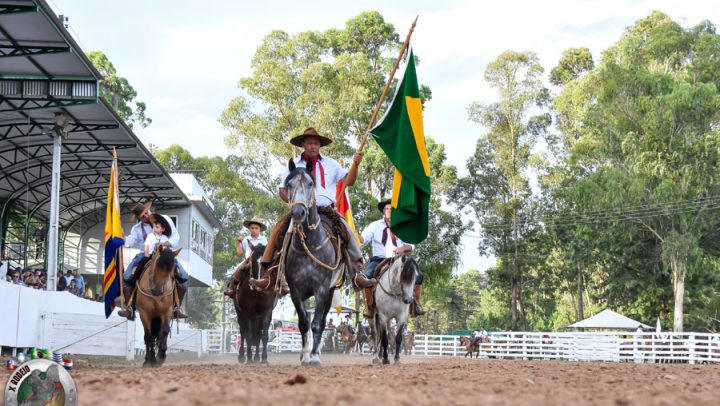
[359,199,425,317]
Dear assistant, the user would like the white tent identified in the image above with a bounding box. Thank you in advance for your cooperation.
[565,309,652,330]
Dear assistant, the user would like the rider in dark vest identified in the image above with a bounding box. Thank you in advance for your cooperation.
[359,199,425,317]
[250,127,376,290]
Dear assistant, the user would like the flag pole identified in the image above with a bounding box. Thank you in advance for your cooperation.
[340,16,419,199]
[113,148,126,311]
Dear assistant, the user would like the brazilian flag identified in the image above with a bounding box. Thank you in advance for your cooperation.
[370,49,431,244]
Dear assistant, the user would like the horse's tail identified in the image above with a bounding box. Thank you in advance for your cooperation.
[401,257,417,285]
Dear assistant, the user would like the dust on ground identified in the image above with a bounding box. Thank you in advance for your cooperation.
[2,353,718,405]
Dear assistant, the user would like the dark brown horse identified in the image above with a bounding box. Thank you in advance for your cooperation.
[460,336,480,358]
[338,323,355,354]
[355,323,374,354]
[402,331,415,355]
[134,246,180,367]
[233,243,278,364]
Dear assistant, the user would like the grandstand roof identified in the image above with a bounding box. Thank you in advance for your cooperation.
[0,0,189,233]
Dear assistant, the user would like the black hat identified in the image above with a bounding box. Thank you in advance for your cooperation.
[289,127,333,147]
[377,199,392,213]
[149,214,172,237]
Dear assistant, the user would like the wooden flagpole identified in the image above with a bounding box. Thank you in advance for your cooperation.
[113,148,126,310]
[338,16,419,200]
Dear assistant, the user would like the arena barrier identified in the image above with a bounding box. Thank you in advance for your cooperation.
[257,327,720,364]
[1,281,204,360]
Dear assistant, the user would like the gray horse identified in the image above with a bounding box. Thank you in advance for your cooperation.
[283,159,345,365]
[373,255,418,364]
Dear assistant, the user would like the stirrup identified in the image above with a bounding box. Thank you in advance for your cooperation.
[173,307,188,319]
[118,307,135,321]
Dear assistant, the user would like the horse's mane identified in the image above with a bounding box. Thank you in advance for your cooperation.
[400,257,418,285]
[155,248,175,272]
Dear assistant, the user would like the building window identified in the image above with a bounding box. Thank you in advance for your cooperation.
[190,219,213,265]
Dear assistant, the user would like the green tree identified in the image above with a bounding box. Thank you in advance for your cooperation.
[456,50,548,330]
[87,51,151,129]
[553,12,720,331]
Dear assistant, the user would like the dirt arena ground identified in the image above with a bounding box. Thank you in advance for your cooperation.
[3,353,719,405]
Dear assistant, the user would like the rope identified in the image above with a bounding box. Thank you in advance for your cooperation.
[52,319,127,352]
[295,224,343,271]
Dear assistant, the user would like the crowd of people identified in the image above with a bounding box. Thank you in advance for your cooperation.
[1,262,103,302]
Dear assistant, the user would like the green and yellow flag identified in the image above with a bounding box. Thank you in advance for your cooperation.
[370,49,431,244]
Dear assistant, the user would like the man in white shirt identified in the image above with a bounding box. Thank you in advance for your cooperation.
[224,216,270,298]
[359,199,425,317]
[119,201,189,319]
[253,128,375,290]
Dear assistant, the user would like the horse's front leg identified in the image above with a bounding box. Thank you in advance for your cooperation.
[308,288,330,365]
[290,290,311,364]
[394,322,405,363]
[156,318,171,366]
[261,317,270,365]
[139,313,155,368]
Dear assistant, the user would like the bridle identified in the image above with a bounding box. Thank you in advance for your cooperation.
[376,257,410,299]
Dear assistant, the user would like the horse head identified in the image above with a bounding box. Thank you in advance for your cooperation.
[153,245,180,274]
[399,256,418,304]
[285,158,316,226]
[248,242,266,280]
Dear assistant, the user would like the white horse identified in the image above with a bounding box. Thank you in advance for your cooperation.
[372,255,419,364]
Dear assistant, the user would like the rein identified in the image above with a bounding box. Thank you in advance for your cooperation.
[137,257,174,299]
[286,171,342,271]
[376,260,407,299]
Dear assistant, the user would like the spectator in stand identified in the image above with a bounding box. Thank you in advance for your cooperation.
[26,269,40,288]
[68,279,80,296]
[72,269,84,293]
[63,270,73,288]
[84,285,93,299]
[327,319,336,330]
[11,272,25,286]
[56,271,67,291]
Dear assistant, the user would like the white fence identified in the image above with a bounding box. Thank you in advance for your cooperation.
[261,329,720,364]
[1,281,204,360]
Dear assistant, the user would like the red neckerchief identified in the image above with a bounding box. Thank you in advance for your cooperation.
[301,153,325,188]
[381,220,397,247]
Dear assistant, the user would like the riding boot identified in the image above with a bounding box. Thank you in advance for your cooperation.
[411,284,426,317]
[362,287,375,318]
[354,272,377,289]
[223,276,238,298]
[280,276,290,296]
[117,280,136,319]
[173,285,188,319]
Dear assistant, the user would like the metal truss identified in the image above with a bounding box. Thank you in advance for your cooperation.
[0,3,37,15]
[0,44,69,58]
[0,78,97,112]
[0,157,150,197]
[0,141,135,169]
[0,119,119,141]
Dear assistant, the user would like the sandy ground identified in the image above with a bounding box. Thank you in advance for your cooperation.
[2,353,719,405]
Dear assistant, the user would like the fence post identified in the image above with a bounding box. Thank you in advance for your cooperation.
[424,335,428,356]
[688,334,695,365]
[126,319,135,361]
[453,336,457,357]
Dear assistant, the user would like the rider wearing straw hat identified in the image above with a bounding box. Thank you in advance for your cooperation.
[252,127,376,290]
[359,199,425,317]
[223,216,277,298]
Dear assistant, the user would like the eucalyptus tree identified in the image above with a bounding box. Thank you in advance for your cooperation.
[456,51,548,330]
[553,12,720,332]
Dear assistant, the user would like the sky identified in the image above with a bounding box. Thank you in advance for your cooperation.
[48,0,720,274]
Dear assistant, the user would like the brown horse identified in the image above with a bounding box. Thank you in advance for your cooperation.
[233,243,278,364]
[402,331,415,355]
[338,323,355,354]
[460,336,480,358]
[134,246,181,367]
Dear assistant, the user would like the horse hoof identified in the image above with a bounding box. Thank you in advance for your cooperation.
[261,359,269,365]
[304,359,321,367]
[238,357,246,364]
[142,361,154,368]
[382,358,390,365]
[394,359,401,364]
[372,358,381,365]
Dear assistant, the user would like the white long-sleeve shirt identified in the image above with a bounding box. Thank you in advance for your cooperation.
[360,218,411,258]
[278,155,348,207]
[124,214,180,249]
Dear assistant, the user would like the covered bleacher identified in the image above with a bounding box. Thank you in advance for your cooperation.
[0,0,191,287]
